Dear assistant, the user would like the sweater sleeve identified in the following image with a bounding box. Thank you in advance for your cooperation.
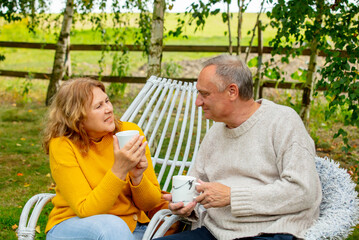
[231,110,322,217]
[126,123,162,211]
[231,143,321,216]
[49,138,127,218]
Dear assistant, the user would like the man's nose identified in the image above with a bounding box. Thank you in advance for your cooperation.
[195,94,203,107]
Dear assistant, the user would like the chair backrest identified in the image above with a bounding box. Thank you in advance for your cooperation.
[120,76,212,192]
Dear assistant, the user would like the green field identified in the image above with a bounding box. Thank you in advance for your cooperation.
[0,12,358,240]
[0,13,274,75]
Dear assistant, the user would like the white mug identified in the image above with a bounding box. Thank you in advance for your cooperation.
[172,175,199,206]
[115,130,140,149]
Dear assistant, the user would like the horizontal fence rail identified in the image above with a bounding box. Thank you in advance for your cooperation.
[0,41,346,91]
[0,69,328,91]
[0,41,348,57]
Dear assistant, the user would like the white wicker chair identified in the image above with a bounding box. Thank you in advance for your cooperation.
[17,76,212,240]
[18,76,359,240]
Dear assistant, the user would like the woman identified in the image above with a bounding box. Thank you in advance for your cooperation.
[43,78,162,240]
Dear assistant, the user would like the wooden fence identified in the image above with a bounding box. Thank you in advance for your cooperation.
[0,40,346,90]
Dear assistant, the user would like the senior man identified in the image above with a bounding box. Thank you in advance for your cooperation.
[156,55,322,240]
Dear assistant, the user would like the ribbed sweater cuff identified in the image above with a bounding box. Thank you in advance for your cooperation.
[231,187,255,216]
[130,174,161,210]
[101,169,127,197]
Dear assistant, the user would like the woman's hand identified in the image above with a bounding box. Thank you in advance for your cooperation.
[129,151,148,185]
[112,134,148,183]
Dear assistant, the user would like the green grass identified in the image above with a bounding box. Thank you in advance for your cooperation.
[0,103,52,239]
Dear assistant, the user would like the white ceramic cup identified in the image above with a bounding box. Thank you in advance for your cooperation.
[115,130,140,149]
[172,175,199,206]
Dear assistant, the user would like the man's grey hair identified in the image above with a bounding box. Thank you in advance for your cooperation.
[202,55,253,100]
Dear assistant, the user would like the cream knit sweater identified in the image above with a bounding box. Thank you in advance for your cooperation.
[190,99,322,240]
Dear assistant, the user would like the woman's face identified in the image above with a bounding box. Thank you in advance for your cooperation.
[82,87,115,141]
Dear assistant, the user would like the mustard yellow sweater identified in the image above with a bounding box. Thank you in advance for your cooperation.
[45,122,162,233]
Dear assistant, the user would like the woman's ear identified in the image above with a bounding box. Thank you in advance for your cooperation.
[227,83,239,100]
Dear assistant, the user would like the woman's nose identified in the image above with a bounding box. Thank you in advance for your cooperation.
[105,102,113,113]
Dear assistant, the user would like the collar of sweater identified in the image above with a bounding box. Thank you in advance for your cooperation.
[90,133,113,148]
[222,99,268,138]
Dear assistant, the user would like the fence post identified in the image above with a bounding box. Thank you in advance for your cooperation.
[253,21,263,100]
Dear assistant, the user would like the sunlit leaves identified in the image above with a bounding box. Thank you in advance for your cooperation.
[267,0,359,149]
[291,68,307,83]
[247,56,258,67]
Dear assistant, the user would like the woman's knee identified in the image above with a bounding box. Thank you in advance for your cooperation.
[91,214,134,239]
[47,214,134,240]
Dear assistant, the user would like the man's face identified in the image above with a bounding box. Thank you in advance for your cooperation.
[195,65,230,121]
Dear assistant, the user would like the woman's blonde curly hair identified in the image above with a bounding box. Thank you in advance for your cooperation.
[42,78,120,155]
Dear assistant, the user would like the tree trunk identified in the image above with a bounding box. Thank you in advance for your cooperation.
[253,21,263,100]
[300,38,318,127]
[237,0,244,57]
[299,0,324,127]
[45,0,74,106]
[147,0,166,78]
[245,0,265,63]
[227,3,232,55]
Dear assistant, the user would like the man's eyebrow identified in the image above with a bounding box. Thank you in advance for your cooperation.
[198,90,209,95]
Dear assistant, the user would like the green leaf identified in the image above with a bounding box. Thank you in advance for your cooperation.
[247,57,258,68]
[290,69,307,82]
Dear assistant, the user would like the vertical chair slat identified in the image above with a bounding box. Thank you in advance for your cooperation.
[163,83,192,190]
[143,79,171,137]
[138,78,167,128]
[120,76,157,122]
[147,80,176,151]
[188,106,203,174]
[128,78,162,124]
[154,81,182,183]
[178,84,197,175]
[157,82,187,190]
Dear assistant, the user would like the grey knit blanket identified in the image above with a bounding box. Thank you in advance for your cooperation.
[305,156,359,240]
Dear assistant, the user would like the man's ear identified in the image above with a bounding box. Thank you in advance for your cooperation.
[227,83,239,100]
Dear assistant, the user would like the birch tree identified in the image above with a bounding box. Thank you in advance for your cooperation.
[236,0,245,57]
[147,0,166,77]
[45,0,74,105]
[299,0,324,126]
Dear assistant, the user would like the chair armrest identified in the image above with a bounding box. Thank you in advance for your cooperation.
[152,214,181,239]
[17,193,56,240]
[142,209,180,240]
[142,205,208,239]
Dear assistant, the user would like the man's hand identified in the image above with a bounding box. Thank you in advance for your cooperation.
[195,179,231,209]
[162,194,196,217]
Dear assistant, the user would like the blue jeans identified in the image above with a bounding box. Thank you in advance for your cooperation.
[46,214,147,240]
[154,226,296,240]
